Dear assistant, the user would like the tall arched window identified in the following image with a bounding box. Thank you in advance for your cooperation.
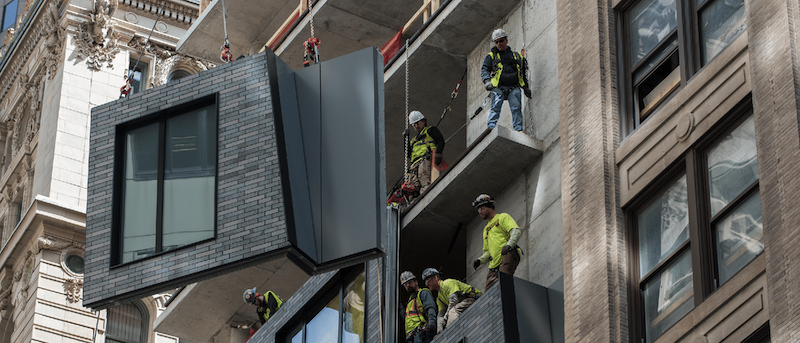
[106,301,148,343]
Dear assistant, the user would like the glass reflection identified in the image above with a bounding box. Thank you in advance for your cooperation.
[342,272,366,343]
[638,175,689,276]
[163,107,216,250]
[643,250,694,343]
[629,0,677,66]
[716,190,762,285]
[707,116,757,217]
[307,293,340,343]
[121,124,158,264]
[700,0,746,65]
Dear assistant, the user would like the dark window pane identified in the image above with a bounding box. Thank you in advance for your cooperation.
[66,255,85,274]
[121,124,158,264]
[162,106,216,251]
[2,0,18,31]
[707,115,758,216]
[342,272,366,343]
[307,294,340,343]
[638,175,689,276]
[629,0,677,66]
[106,303,145,343]
[700,0,746,65]
[715,190,762,285]
[168,70,192,83]
[165,106,216,178]
[642,250,694,343]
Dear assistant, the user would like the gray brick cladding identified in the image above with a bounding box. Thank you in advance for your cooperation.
[85,52,290,308]
[431,282,505,343]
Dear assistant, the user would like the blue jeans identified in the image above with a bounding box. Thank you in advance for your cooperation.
[488,86,523,131]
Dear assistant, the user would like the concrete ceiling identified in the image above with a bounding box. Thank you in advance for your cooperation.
[153,258,309,342]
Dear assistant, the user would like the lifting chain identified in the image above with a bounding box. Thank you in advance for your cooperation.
[403,39,410,182]
[220,0,234,62]
[302,0,320,67]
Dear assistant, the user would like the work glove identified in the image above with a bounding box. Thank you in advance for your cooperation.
[473,294,481,300]
[403,128,409,137]
[523,87,532,99]
[426,320,437,334]
[473,259,481,270]
[501,245,512,255]
[434,153,442,165]
[484,82,494,91]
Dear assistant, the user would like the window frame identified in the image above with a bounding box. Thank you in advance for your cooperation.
[105,300,149,343]
[111,95,219,266]
[2,0,18,32]
[618,0,746,135]
[280,266,367,343]
[626,98,760,343]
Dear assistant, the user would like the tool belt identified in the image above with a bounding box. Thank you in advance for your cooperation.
[405,326,428,342]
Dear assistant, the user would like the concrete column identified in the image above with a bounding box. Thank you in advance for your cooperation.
[746,0,800,341]
[556,0,627,342]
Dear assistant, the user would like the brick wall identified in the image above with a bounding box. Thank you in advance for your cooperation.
[85,52,291,309]
[430,281,505,343]
[746,0,800,341]
[556,0,627,342]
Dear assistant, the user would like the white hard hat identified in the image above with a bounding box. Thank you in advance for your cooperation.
[408,110,425,124]
[400,271,416,284]
[491,29,508,42]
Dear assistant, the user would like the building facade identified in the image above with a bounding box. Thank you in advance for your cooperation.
[559,0,797,342]
[0,0,211,342]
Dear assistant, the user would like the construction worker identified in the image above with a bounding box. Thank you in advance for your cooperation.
[481,28,531,132]
[421,268,482,333]
[243,287,283,325]
[400,271,437,343]
[405,110,445,197]
[471,194,523,291]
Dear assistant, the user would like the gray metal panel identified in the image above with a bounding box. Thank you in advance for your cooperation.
[274,54,317,261]
[293,64,323,261]
[513,277,553,343]
[318,48,385,262]
[547,276,565,343]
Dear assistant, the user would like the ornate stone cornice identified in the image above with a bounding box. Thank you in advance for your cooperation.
[119,0,199,25]
[37,235,82,253]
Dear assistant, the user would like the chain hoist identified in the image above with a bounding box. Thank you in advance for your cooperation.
[302,0,321,67]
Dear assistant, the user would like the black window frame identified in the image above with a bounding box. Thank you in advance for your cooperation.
[111,95,219,266]
[618,0,747,136]
[280,265,367,343]
[627,97,761,343]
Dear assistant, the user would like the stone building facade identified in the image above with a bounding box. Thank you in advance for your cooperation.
[559,0,798,342]
[0,0,210,342]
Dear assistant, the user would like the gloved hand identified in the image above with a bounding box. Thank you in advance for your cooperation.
[501,245,512,255]
[403,128,409,137]
[426,320,436,334]
[523,87,532,99]
[434,153,442,165]
[473,259,481,270]
[473,294,481,300]
[484,82,494,91]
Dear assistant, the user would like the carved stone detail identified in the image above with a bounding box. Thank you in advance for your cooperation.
[153,53,213,87]
[37,235,74,252]
[63,277,83,303]
[42,3,65,80]
[72,0,121,71]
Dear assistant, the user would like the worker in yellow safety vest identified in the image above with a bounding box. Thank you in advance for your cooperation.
[400,271,437,343]
[471,194,523,291]
[243,287,283,325]
[480,28,531,132]
[421,268,482,333]
[405,110,445,198]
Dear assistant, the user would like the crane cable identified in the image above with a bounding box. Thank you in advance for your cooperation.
[120,0,170,97]
[220,0,234,62]
[403,39,410,183]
